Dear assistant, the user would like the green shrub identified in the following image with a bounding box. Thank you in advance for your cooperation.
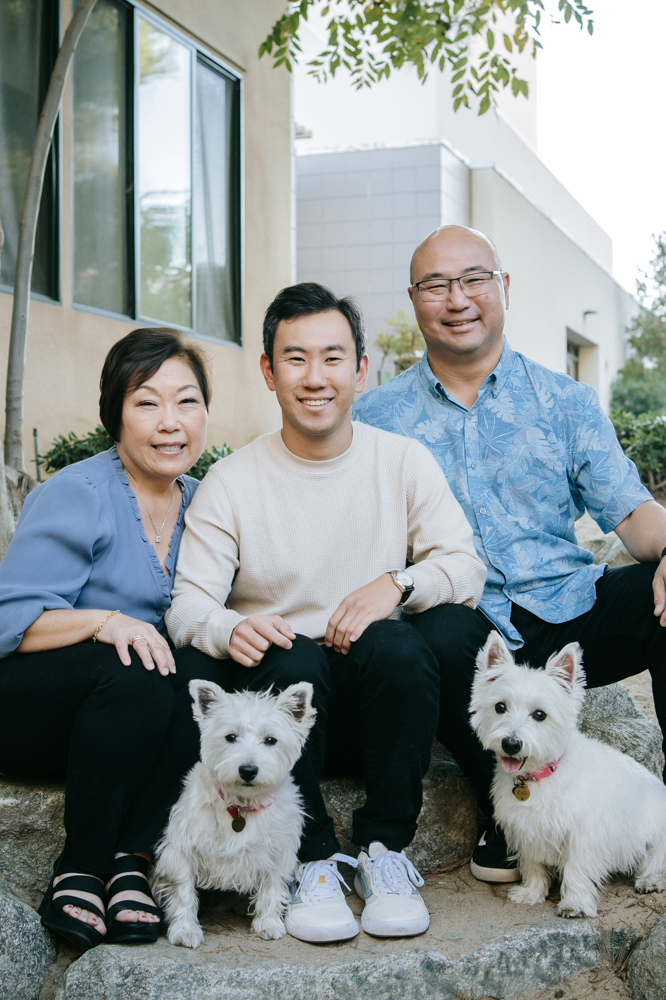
[611,411,666,493]
[40,425,232,481]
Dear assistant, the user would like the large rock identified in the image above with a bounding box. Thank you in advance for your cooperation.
[628,912,666,1000]
[0,776,65,893]
[578,683,665,778]
[0,880,57,1000]
[580,533,636,567]
[322,745,477,872]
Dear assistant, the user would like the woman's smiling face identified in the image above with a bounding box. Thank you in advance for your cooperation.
[116,356,208,484]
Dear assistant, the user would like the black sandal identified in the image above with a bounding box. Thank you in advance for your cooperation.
[105,855,162,944]
[38,867,106,952]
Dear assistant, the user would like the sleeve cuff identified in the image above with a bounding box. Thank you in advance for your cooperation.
[201,609,247,659]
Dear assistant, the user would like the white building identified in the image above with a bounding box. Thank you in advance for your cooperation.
[294,41,636,411]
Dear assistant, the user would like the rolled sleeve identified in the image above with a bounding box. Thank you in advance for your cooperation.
[573,395,652,534]
[0,473,107,656]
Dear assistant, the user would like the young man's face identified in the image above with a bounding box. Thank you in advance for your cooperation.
[261,310,368,442]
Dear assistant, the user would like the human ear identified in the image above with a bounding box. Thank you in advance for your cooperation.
[260,353,276,392]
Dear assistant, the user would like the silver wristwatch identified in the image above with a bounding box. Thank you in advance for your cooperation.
[389,569,415,606]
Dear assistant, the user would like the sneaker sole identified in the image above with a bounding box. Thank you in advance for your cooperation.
[284,917,360,944]
[469,860,520,883]
[361,912,430,938]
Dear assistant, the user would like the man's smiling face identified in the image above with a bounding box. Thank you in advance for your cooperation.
[261,309,368,443]
[409,227,510,360]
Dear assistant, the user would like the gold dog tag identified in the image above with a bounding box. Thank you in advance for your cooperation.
[513,784,530,801]
[231,814,246,833]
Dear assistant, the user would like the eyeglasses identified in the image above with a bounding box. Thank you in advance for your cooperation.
[412,271,503,300]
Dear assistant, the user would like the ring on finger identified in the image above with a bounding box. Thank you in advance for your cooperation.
[131,634,147,645]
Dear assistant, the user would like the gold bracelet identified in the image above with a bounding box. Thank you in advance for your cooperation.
[92,609,120,642]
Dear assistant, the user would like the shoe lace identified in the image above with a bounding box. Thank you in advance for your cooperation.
[297,854,358,901]
[368,851,424,896]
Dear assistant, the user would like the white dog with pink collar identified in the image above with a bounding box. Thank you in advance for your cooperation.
[153,681,316,946]
[470,632,666,918]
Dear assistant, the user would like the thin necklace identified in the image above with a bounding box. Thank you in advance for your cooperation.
[125,469,175,544]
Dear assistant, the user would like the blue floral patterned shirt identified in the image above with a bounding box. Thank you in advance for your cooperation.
[354,340,651,648]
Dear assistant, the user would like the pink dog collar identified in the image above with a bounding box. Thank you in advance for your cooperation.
[215,785,274,830]
[512,755,563,801]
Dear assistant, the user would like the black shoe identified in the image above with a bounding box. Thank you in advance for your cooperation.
[38,869,106,951]
[105,854,162,944]
[469,824,520,883]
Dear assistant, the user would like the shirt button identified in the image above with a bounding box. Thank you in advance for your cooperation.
[480,507,487,514]
[471,462,477,469]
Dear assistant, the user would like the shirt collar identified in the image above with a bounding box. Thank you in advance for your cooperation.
[418,339,516,405]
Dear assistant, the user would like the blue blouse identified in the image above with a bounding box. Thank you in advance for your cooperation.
[0,446,198,658]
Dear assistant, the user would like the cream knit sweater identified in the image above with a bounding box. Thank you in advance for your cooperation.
[166,422,485,658]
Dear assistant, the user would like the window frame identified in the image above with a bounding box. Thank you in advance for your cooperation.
[70,0,244,348]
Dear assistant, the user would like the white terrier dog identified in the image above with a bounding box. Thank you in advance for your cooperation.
[470,631,666,918]
[153,680,316,947]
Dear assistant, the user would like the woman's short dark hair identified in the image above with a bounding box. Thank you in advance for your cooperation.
[100,328,211,441]
[263,282,366,370]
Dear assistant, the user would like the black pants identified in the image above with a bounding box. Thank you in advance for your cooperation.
[0,619,439,871]
[0,641,227,876]
[411,563,666,821]
[179,618,440,861]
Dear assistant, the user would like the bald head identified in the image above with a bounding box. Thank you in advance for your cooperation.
[410,226,502,284]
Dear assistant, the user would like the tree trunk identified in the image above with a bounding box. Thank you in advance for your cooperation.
[0,216,16,559]
[4,0,98,471]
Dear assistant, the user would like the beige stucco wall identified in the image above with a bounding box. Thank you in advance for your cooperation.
[0,0,290,467]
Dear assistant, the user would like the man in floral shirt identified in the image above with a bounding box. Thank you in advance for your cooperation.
[354,225,666,881]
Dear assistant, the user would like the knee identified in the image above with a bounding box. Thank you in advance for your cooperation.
[410,605,491,680]
[261,635,329,694]
[95,645,175,712]
[360,620,438,689]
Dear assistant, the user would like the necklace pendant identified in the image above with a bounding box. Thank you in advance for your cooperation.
[155,534,161,543]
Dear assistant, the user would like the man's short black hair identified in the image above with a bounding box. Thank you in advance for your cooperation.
[263,282,366,370]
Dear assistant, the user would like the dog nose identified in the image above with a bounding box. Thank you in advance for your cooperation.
[501,736,522,757]
[238,764,258,783]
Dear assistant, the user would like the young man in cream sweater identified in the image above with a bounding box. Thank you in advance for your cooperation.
[166,283,485,944]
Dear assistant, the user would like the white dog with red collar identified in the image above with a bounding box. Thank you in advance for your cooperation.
[153,680,315,946]
[470,631,666,918]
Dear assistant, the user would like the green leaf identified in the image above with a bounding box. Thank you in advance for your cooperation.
[486,28,495,48]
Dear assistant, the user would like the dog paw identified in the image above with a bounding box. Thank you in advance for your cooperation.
[252,916,286,940]
[508,885,547,906]
[557,900,596,919]
[635,879,665,895]
[167,924,205,949]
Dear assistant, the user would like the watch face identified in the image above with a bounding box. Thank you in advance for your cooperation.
[393,570,414,590]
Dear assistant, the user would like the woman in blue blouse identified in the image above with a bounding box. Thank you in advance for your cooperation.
[0,327,219,951]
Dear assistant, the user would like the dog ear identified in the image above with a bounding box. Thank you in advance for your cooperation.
[189,679,224,720]
[475,631,513,680]
[276,682,316,729]
[544,643,583,690]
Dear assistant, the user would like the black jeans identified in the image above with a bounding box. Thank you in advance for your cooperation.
[0,641,227,876]
[411,563,666,822]
[180,618,440,861]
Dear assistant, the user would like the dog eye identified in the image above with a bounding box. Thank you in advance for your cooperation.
[494,702,507,714]
[225,734,237,743]
[532,710,547,722]
[263,736,278,746]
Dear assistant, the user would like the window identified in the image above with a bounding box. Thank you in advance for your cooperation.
[73,0,242,343]
[0,0,58,298]
[567,341,580,381]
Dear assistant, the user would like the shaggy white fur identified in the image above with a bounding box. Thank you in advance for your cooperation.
[470,631,666,918]
[152,681,316,947]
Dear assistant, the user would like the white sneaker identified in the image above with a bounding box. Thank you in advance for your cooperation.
[354,842,430,937]
[285,854,360,943]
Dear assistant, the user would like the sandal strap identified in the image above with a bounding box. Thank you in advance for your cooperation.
[111,854,150,877]
[106,897,162,922]
[53,873,105,895]
[107,873,153,896]
[51,893,105,921]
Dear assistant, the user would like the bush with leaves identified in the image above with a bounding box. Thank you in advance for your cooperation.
[375,310,426,379]
[611,233,666,416]
[611,411,666,495]
[39,426,232,481]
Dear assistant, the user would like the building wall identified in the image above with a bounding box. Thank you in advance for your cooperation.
[0,0,290,466]
[297,142,636,408]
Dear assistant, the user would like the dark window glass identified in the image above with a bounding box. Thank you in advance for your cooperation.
[0,0,58,297]
[73,0,130,315]
[194,57,241,342]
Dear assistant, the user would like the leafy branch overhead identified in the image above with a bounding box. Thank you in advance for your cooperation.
[260,1,594,115]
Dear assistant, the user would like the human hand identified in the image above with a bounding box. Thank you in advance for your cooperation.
[652,558,666,626]
[96,614,175,675]
[229,615,296,667]
[325,574,402,654]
